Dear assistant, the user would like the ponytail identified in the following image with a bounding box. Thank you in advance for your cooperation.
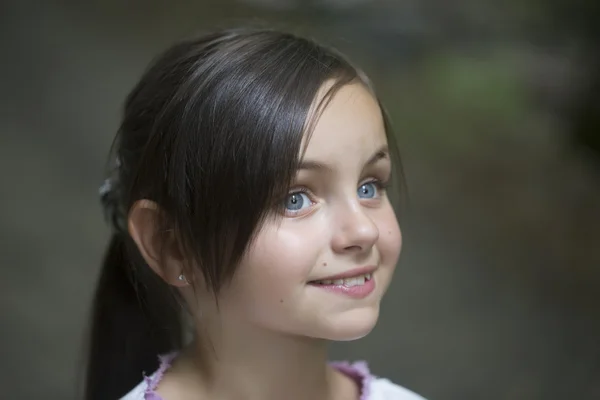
[84,233,183,400]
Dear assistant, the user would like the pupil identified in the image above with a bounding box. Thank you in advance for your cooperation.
[358,183,376,199]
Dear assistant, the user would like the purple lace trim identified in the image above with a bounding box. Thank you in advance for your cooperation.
[143,352,177,400]
[330,360,373,400]
[144,354,373,400]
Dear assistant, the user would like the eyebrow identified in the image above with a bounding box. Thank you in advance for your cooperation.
[298,145,389,171]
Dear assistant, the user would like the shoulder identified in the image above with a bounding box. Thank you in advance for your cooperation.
[121,375,169,400]
[120,377,150,399]
[120,353,177,399]
[368,377,426,400]
[331,360,425,400]
[121,372,426,400]
[120,372,167,400]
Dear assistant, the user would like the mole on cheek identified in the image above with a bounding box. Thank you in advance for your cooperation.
[280,299,284,303]
[322,262,327,266]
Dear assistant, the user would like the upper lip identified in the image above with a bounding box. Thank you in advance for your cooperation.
[310,265,377,282]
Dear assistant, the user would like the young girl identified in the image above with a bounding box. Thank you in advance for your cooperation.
[85,27,425,400]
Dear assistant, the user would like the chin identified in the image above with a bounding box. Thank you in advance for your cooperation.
[319,305,381,342]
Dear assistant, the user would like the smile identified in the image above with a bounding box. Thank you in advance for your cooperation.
[308,269,376,299]
[312,272,373,287]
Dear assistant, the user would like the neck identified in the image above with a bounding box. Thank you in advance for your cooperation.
[180,322,342,400]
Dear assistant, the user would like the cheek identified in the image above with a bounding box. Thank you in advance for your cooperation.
[223,223,325,310]
[250,224,323,279]
[376,209,402,266]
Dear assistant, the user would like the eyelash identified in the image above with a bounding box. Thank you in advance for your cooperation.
[361,178,390,193]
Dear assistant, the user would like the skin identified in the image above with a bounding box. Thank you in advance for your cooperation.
[129,81,403,400]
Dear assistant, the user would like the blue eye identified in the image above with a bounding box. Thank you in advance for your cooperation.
[284,192,312,212]
[358,182,378,199]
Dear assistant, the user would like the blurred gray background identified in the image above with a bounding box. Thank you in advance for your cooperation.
[1,1,599,399]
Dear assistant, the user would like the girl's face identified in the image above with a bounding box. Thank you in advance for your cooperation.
[214,82,402,341]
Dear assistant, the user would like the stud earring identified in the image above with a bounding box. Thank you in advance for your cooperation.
[178,274,188,284]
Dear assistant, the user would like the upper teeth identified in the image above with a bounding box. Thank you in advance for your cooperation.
[315,273,372,287]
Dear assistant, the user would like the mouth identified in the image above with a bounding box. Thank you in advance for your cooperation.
[310,272,373,288]
[308,267,377,299]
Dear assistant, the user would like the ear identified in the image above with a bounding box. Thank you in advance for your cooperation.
[128,200,189,287]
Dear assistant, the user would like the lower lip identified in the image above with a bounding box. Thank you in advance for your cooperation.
[308,277,376,299]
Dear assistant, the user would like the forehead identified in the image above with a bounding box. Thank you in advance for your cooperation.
[303,82,386,161]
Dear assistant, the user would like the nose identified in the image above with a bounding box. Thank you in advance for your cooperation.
[331,201,379,254]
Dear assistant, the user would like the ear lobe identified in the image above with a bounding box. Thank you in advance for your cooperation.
[128,200,189,287]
